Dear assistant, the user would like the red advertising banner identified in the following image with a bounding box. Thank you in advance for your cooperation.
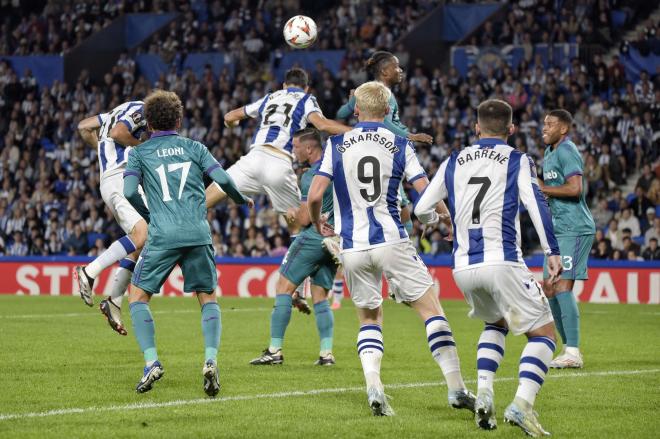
[1,260,658,304]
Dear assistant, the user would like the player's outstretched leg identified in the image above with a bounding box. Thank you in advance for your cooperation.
[99,257,136,335]
[75,235,137,307]
[475,322,508,430]
[356,306,394,416]
[410,288,475,413]
[311,285,335,365]
[250,293,291,365]
[199,294,221,397]
[129,290,162,393]
[504,326,555,437]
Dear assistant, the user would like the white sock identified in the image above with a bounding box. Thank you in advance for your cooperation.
[86,236,136,278]
[477,324,508,393]
[516,336,556,407]
[108,258,136,307]
[357,324,384,390]
[565,346,580,357]
[425,316,465,391]
[332,279,344,303]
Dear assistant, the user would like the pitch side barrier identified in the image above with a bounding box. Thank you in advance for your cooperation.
[0,256,657,304]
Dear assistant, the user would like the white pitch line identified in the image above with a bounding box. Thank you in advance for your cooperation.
[0,308,270,319]
[0,368,658,422]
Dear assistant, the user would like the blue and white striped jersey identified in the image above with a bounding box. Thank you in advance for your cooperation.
[317,121,427,252]
[244,87,322,157]
[414,138,560,271]
[97,101,146,178]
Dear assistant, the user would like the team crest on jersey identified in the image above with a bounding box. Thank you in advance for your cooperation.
[131,112,145,125]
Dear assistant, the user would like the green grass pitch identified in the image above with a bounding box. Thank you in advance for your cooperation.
[0,295,658,438]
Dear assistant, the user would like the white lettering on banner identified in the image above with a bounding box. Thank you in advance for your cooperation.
[650,273,660,305]
[238,268,266,297]
[590,272,619,303]
[266,271,279,297]
[43,266,68,296]
[169,266,184,296]
[16,265,39,295]
[627,272,639,304]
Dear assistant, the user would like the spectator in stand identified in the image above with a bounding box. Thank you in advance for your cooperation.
[642,238,660,261]
[630,186,654,220]
[7,231,28,256]
[641,207,656,235]
[606,219,623,250]
[618,208,641,237]
[592,197,613,230]
[645,217,660,246]
[64,223,87,255]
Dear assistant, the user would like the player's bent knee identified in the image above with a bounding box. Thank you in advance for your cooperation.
[128,286,151,304]
[526,321,556,342]
[130,220,148,249]
[196,291,217,306]
[205,184,225,209]
[276,274,297,294]
[542,280,555,298]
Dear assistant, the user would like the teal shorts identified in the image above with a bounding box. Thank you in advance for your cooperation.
[279,233,337,291]
[543,234,595,280]
[133,244,217,295]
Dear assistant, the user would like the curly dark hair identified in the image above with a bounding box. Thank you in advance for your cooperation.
[144,90,183,131]
[365,50,395,80]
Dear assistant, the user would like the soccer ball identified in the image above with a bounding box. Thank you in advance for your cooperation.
[283,15,317,49]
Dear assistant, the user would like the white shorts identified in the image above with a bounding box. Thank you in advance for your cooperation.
[452,264,553,336]
[100,171,145,234]
[214,147,300,213]
[341,241,433,309]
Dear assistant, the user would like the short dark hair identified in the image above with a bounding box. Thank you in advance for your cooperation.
[365,50,396,79]
[284,68,308,88]
[293,127,322,148]
[547,109,573,127]
[477,99,512,136]
[144,90,183,131]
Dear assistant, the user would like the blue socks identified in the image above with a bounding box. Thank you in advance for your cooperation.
[130,301,158,365]
[555,291,580,348]
[201,302,221,363]
[313,300,334,353]
[270,294,292,350]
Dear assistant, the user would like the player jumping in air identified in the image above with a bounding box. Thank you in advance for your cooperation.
[75,101,149,335]
[539,109,596,369]
[331,50,434,309]
[123,90,252,396]
[249,128,337,366]
[415,99,563,437]
[308,81,475,417]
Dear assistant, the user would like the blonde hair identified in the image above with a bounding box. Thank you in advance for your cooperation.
[354,81,391,118]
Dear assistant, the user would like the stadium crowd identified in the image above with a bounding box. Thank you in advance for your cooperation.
[0,0,658,261]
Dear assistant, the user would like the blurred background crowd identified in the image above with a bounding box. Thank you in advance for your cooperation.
[0,0,658,261]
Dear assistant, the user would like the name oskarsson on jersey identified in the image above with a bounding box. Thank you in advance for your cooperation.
[338,132,399,154]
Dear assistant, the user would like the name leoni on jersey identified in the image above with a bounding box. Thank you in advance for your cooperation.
[157,147,184,158]
[339,131,398,154]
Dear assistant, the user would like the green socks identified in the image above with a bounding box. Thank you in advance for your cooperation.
[313,300,334,353]
[270,294,292,350]
[130,301,158,364]
[548,296,567,345]
[555,291,580,348]
[201,302,221,363]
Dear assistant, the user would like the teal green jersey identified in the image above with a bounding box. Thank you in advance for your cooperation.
[336,91,408,137]
[300,160,334,233]
[125,132,217,249]
[542,139,596,236]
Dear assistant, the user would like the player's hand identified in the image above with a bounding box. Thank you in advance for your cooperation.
[285,207,297,223]
[314,216,335,237]
[408,133,433,144]
[546,255,563,284]
[244,197,255,209]
[224,119,238,129]
[348,89,355,98]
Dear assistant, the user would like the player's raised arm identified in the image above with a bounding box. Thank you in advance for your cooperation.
[307,141,334,234]
[335,93,356,119]
[110,107,145,147]
[77,115,101,148]
[223,106,249,128]
[518,153,560,257]
[307,112,351,135]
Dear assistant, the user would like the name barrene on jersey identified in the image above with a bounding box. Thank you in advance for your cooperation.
[457,148,509,166]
